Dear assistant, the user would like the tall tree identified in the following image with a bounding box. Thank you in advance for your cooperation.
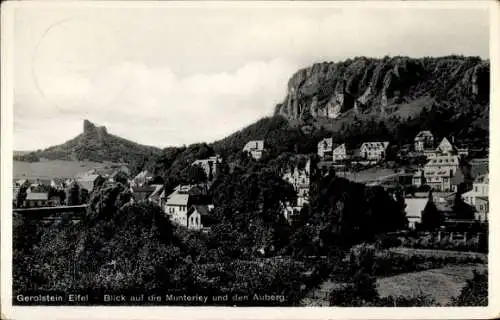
[180,164,207,185]
[453,191,475,220]
[67,182,81,206]
[16,182,29,208]
[420,190,444,230]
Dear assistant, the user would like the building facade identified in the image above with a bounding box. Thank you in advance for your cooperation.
[317,138,333,159]
[192,155,222,181]
[243,140,265,160]
[414,131,434,152]
[413,154,460,191]
[360,142,389,161]
[186,205,211,230]
[435,137,455,155]
[22,192,57,208]
[462,173,489,207]
[162,187,190,226]
[131,170,154,187]
[404,197,428,229]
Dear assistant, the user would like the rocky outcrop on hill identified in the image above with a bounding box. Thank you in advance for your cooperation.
[274,56,489,122]
[17,120,161,166]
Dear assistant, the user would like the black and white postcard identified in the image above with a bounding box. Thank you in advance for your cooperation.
[1,1,499,319]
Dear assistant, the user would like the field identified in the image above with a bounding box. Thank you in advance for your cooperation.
[376,263,487,305]
[301,247,488,307]
[337,167,399,184]
[388,247,488,262]
[13,160,124,180]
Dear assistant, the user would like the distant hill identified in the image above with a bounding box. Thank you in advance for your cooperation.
[13,150,33,157]
[14,120,161,170]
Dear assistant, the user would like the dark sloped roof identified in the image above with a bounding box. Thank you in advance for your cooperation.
[450,168,465,185]
[194,205,210,216]
[469,160,489,179]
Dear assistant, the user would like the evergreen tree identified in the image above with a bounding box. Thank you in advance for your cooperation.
[16,182,29,208]
[420,190,443,230]
[67,181,81,206]
[453,191,475,220]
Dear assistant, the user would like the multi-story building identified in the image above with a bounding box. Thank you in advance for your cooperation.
[462,173,489,222]
[282,159,311,205]
[360,141,389,161]
[462,173,489,206]
[186,205,212,231]
[192,155,222,181]
[435,137,455,155]
[22,192,59,208]
[281,158,312,223]
[243,140,265,160]
[414,131,434,152]
[162,186,190,226]
[474,197,489,222]
[413,154,460,191]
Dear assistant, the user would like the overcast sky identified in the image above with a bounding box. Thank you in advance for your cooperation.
[12,2,490,151]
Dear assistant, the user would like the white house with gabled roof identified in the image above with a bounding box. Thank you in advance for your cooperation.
[360,141,389,161]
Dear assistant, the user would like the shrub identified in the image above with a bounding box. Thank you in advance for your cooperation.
[373,294,439,307]
[329,271,378,306]
[450,270,488,306]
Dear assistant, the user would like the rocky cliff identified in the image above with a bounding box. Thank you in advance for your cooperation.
[274,56,489,122]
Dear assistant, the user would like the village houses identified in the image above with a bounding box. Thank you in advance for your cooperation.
[413,154,460,191]
[22,192,60,208]
[131,170,154,187]
[462,173,489,221]
[317,137,347,163]
[243,140,265,160]
[281,158,312,223]
[161,185,190,226]
[160,185,213,230]
[360,141,389,161]
[192,155,222,181]
[404,197,427,229]
[186,205,212,231]
[414,130,434,152]
[423,136,469,159]
[282,159,311,207]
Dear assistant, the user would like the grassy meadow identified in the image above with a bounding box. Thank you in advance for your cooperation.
[13,160,123,180]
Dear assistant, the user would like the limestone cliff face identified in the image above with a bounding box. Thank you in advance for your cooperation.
[274,56,489,121]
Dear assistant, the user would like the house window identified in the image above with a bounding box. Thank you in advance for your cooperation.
[475,186,478,192]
